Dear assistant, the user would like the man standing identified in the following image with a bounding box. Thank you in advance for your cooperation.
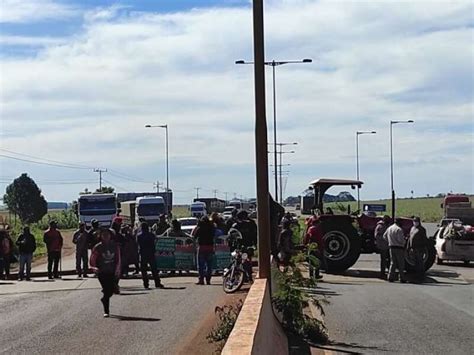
[304,218,326,278]
[73,222,89,278]
[383,218,407,283]
[374,215,391,278]
[137,222,163,289]
[154,214,170,236]
[43,221,63,279]
[408,216,428,283]
[16,227,36,281]
[0,230,14,280]
[194,217,215,285]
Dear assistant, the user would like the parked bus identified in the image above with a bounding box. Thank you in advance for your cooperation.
[78,193,117,227]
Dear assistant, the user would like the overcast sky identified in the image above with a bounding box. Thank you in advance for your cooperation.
[0,0,473,204]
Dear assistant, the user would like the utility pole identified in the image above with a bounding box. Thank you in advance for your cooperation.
[224,192,229,204]
[93,168,107,190]
[154,181,163,193]
[195,187,201,199]
[213,189,218,198]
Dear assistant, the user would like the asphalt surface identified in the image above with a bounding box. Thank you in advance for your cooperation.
[315,254,474,354]
[0,275,224,354]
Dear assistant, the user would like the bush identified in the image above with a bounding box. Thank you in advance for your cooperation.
[207,300,243,350]
[272,249,329,344]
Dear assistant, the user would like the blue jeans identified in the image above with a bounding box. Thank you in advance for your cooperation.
[19,253,33,279]
[197,250,214,283]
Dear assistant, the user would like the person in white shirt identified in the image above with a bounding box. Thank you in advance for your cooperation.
[383,218,407,283]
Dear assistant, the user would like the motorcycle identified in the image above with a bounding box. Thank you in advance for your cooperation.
[222,228,254,293]
[222,248,252,293]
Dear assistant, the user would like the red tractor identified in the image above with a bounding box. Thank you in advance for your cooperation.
[306,178,436,273]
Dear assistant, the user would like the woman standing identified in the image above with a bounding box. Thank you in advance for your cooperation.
[90,228,121,317]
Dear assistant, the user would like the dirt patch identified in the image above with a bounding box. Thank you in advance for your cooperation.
[176,285,250,355]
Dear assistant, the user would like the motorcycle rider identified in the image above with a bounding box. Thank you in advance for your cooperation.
[225,208,238,234]
[232,210,257,282]
[374,215,391,278]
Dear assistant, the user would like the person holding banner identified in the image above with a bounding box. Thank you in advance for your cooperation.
[194,216,215,285]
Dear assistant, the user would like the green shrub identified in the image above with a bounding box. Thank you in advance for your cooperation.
[207,300,244,350]
[272,249,329,344]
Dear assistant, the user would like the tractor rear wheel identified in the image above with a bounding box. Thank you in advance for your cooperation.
[322,224,361,273]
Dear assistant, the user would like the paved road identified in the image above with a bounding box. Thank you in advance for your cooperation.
[315,254,474,354]
[0,275,224,354]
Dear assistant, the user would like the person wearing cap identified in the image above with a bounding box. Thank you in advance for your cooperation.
[383,218,407,283]
[73,222,89,278]
[408,216,428,283]
[43,221,63,279]
[374,215,391,278]
[90,228,121,317]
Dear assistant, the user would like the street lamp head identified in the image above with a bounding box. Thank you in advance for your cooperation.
[371,131,377,134]
[302,58,312,63]
[407,120,414,123]
[235,60,245,64]
[145,125,151,128]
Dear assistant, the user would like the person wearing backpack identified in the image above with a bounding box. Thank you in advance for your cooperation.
[16,227,37,281]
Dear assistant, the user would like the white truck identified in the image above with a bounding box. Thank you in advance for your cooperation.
[121,196,166,227]
[78,193,117,227]
[190,201,207,218]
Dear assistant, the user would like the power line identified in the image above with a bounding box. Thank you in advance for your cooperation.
[0,154,92,169]
[0,148,94,169]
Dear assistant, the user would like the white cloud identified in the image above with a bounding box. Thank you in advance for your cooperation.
[0,0,473,203]
[0,35,66,46]
[0,0,78,23]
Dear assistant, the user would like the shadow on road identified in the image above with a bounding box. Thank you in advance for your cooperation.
[161,286,186,290]
[305,287,341,297]
[110,315,161,322]
[310,340,389,354]
[0,281,15,285]
[119,292,150,296]
[289,334,387,355]
[427,270,460,278]
[338,269,382,279]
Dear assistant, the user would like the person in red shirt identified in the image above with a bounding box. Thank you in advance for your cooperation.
[90,228,121,317]
[304,218,326,278]
[43,221,63,279]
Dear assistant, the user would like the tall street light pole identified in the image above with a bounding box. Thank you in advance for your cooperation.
[251,0,271,279]
[145,124,170,210]
[390,120,414,221]
[268,142,297,203]
[356,131,376,211]
[236,58,311,202]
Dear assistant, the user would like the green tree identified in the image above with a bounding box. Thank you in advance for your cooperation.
[3,173,47,224]
[95,186,115,193]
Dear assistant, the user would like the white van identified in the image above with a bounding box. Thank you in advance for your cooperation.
[190,201,207,218]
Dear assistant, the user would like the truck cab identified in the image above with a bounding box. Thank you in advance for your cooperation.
[78,193,117,227]
[190,201,207,218]
[135,196,166,226]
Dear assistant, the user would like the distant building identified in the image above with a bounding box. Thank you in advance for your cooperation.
[47,202,69,210]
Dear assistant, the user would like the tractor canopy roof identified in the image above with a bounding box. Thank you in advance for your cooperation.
[309,178,363,188]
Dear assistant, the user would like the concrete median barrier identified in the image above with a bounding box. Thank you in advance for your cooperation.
[222,278,288,355]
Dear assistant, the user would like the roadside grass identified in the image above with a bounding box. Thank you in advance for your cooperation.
[1,209,78,258]
[173,205,190,219]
